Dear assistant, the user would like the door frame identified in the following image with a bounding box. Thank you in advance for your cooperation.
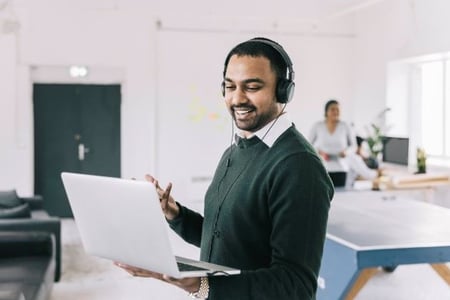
[33,83,122,216]
[30,65,126,204]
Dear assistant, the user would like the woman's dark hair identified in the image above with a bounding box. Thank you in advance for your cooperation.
[324,99,339,117]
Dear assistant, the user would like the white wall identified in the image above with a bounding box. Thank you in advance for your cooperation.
[2,0,450,297]
[5,0,450,196]
[351,0,409,136]
[0,8,158,194]
[0,33,20,190]
[0,6,356,197]
[352,0,450,137]
[8,0,450,196]
[153,22,356,203]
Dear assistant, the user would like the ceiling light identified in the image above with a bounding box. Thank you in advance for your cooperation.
[69,66,89,78]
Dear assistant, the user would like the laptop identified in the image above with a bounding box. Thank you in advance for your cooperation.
[61,172,240,278]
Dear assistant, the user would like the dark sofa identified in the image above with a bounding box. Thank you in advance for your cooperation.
[0,231,56,300]
[0,190,61,300]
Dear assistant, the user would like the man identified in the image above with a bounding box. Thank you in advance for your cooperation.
[117,37,333,299]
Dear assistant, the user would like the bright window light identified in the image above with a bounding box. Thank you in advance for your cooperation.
[420,61,444,156]
[446,60,450,156]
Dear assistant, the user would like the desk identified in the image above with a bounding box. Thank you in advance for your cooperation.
[317,190,450,300]
[353,170,450,203]
[382,172,450,190]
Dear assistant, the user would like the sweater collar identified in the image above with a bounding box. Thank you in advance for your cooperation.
[235,113,292,148]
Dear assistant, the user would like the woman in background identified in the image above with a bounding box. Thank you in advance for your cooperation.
[309,99,378,188]
[309,99,355,161]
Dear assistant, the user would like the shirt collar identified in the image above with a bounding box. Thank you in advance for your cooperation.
[236,113,292,148]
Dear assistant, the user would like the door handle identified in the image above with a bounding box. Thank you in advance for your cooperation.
[78,143,90,161]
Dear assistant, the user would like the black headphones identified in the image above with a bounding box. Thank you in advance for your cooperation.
[222,37,295,104]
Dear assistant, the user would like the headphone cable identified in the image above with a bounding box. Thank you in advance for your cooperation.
[260,103,287,142]
[226,117,235,167]
[228,103,287,166]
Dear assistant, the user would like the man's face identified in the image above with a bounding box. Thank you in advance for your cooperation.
[223,55,282,137]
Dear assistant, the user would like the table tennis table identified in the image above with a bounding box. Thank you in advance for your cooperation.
[317,190,450,299]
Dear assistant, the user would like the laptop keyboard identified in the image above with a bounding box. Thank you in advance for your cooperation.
[177,261,209,272]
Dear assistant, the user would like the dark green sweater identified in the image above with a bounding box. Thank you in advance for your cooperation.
[169,126,333,299]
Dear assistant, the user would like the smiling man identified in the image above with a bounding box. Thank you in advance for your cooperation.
[223,54,281,135]
[117,37,334,300]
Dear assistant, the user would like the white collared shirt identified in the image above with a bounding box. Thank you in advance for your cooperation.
[235,113,293,148]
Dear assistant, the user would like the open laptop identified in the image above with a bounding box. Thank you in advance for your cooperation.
[61,172,240,278]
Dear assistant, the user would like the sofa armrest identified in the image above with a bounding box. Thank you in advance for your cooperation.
[0,217,61,282]
[20,195,44,210]
[0,231,54,257]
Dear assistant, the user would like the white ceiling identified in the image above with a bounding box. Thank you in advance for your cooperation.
[7,0,385,21]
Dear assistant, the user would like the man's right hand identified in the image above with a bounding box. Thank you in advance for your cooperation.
[145,174,179,220]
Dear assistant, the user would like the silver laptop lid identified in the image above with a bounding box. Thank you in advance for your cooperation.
[61,172,181,277]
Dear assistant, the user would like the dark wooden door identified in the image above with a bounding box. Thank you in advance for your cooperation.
[33,84,121,217]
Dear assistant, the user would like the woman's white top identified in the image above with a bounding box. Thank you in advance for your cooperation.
[308,120,377,187]
[308,120,356,156]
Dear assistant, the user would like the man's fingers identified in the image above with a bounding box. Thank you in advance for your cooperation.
[143,175,174,216]
[144,174,172,197]
[145,174,161,189]
[161,182,172,200]
[115,262,165,279]
[116,261,197,293]
[145,174,164,195]
[162,274,178,283]
[145,174,155,182]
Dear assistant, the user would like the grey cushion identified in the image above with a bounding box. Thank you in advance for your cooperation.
[0,190,23,209]
[0,203,31,219]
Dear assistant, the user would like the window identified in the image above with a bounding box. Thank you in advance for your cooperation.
[387,55,450,167]
[419,60,449,159]
[446,60,450,157]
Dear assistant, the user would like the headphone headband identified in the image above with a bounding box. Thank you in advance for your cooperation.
[222,37,296,103]
[248,37,295,81]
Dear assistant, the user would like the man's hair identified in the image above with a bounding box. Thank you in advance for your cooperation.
[325,99,339,116]
[223,38,288,80]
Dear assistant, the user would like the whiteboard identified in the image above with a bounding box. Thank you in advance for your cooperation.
[155,31,247,204]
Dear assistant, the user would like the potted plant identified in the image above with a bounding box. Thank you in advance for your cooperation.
[416,147,427,173]
[364,108,391,169]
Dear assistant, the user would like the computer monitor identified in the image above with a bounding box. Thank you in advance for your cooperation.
[382,136,409,166]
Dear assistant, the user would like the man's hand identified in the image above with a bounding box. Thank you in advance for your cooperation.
[145,174,179,220]
[114,262,200,293]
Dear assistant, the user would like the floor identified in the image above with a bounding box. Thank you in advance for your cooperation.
[50,218,450,300]
[50,218,189,300]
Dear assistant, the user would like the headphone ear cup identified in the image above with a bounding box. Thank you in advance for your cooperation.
[276,79,295,103]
